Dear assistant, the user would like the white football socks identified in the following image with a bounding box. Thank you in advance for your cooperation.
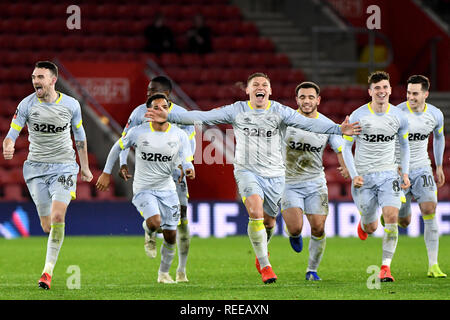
[248,218,270,268]
[43,223,65,276]
[176,219,190,273]
[381,223,398,267]
[307,233,326,272]
[423,214,439,267]
[159,240,176,274]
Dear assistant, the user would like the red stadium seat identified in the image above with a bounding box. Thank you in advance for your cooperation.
[3,167,25,185]
[75,184,93,201]
[180,54,204,68]
[203,53,229,68]
[95,187,117,200]
[321,86,344,100]
[438,184,450,201]
[198,69,222,83]
[3,185,27,202]
[327,183,343,201]
[211,21,239,36]
[344,86,367,100]
[159,53,181,67]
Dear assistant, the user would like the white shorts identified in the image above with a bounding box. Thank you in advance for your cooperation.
[281,176,329,215]
[132,189,180,231]
[351,170,402,224]
[399,166,437,218]
[234,169,284,217]
[23,160,79,217]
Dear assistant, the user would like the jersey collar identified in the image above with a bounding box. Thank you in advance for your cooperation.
[297,109,319,118]
[150,122,171,133]
[368,102,390,114]
[37,91,62,104]
[406,101,427,113]
[247,100,271,110]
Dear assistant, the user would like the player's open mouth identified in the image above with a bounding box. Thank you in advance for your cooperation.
[34,86,43,95]
[255,92,265,99]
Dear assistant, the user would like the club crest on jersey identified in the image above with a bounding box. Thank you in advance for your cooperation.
[167,141,177,149]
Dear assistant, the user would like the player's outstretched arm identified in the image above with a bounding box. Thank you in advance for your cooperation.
[283,107,361,136]
[96,140,122,191]
[146,105,234,126]
[340,116,361,136]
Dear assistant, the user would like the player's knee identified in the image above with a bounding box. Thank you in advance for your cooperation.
[146,216,161,231]
[421,203,436,216]
[286,224,302,236]
[365,222,378,234]
[263,217,276,230]
[398,217,410,228]
[311,226,325,238]
[51,212,65,224]
[163,230,177,244]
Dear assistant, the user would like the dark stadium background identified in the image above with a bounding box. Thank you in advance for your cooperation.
[0,0,449,237]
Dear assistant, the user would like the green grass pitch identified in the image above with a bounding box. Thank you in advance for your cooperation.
[0,235,449,300]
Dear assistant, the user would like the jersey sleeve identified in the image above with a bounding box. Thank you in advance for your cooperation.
[71,100,86,141]
[167,104,236,126]
[119,108,141,166]
[341,111,359,179]
[178,130,194,172]
[281,107,342,135]
[328,134,344,153]
[397,112,410,174]
[6,98,29,142]
[432,107,445,166]
[103,127,137,174]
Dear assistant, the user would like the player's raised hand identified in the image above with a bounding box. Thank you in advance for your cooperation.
[118,164,132,181]
[2,138,15,160]
[96,172,111,191]
[145,105,168,123]
[340,116,361,136]
[353,175,364,188]
[400,173,411,190]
